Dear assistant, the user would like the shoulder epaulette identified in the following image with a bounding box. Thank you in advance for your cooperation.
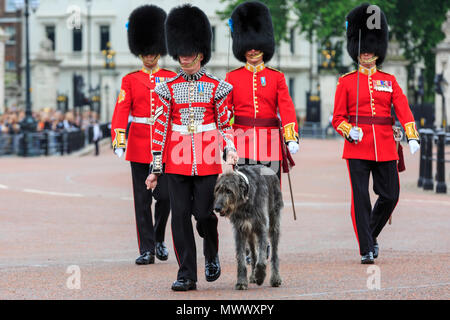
[160,68,176,74]
[376,69,393,76]
[126,69,140,76]
[340,70,356,78]
[227,66,244,73]
[267,66,283,73]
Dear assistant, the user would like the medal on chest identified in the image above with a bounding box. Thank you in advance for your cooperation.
[198,83,205,96]
[260,76,266,87]
[373,80,392,92]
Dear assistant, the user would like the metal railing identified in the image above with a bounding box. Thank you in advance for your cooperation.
[417,129,450,194]
[0,123,111,157]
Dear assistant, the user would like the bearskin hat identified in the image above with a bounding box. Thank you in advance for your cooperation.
[165,4,212,66]
[230,1,275,63]
[346,3,389,66]
[127,5,167,57]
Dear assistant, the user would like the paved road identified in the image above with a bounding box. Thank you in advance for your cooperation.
[0,139,449,300]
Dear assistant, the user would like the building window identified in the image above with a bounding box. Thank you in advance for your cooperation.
[6,60,16,71]
[5,26,16,45]
[290,28,295,55]
[5,0,16,12]
[100,25,110,51]
[73,26,82,52]
[45,25,56,51]
[211,26,216,52]
[288,77,295,100]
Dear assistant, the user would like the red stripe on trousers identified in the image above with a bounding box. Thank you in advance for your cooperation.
[346,160,360,247]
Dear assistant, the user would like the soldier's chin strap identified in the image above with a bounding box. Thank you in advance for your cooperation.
[179,53,203,68]
[359,55,378,64]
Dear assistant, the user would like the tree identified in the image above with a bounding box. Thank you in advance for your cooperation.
[293,0,450,101]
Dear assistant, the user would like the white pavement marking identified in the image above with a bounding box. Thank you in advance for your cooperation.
[279,282,450,299]
[403,198,450,206]
[284,201,347,207]
[23,189,83,198]
[0,184,9,189]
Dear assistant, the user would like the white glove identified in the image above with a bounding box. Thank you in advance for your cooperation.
[114,148,124,158]
[409,140,420,155]
[349,126,363,142]
[288,141,299,154]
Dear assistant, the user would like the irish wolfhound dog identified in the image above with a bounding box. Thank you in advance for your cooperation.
[213,165,283,290]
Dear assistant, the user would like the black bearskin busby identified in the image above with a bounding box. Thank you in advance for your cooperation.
[346,3,389,66]
[127,5,167,57]
[230,1,275,63]
[165,4,212,66]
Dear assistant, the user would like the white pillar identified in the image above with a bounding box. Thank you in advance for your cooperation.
[0,27,9,113]
[100,69,119,123]
[319,71,338,127]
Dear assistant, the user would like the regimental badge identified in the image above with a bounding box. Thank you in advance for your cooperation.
[261,77,266,87]
[118,89,126,104]
[373,80,393,92]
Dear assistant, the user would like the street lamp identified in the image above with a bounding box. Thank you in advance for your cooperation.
[15,0,40,156]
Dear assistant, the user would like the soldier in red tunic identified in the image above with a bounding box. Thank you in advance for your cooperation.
[145,4,238,291]
[225,1,299,179]
[332,4,420,264]
[110,5,176,265]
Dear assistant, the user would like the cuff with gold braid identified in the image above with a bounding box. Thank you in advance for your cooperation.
[337,120,355,142]
[404,122,420,142]
[283,122,299,143]
[112,128,126,149]
[151,151,163,175]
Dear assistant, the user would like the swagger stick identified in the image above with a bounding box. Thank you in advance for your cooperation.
[355,29,361,144]
[287,171,297,220]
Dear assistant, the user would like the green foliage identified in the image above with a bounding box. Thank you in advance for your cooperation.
[218,0,450,100]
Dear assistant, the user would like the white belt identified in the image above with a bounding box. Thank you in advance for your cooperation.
[132,116,154,125]
[172,123,216,135]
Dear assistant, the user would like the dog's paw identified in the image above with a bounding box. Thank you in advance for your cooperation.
[255,263,266,286]
[235,282,248,290]
[270,275,282,287]
[249,274,256,284]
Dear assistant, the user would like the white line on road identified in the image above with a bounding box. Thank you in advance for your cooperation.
[23,189,84,198]
[0,184,9,189]
[279,282,450,299]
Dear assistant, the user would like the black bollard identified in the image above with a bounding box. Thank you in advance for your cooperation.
[423,129,434,190]
[435,131,447,193]
[418,129,426,187]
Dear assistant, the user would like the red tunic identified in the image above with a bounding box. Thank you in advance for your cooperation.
[332,65,419,161]
[226,63,299,161]
[111,67,177,164]
[151,68,234,176]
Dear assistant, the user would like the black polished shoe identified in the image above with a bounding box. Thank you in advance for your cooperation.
[135,251,155,265]
[171,279,197,291]
[373,240,379,259]
[205,255,221,282]
[156,242,169,261]
[361,252,374,264]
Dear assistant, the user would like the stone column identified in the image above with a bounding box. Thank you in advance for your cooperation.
[318,71,338,127]
[435,11,450,129]
[100,69,119,123]
[31,38,62,111]
[0,27,9,113]
[382,36,409,96]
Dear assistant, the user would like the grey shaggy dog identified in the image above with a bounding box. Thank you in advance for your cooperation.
[213,165,283,290]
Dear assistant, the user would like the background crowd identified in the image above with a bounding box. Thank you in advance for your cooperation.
[0,107,101,135]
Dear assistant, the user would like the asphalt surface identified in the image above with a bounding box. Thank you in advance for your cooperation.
[0,138,449,300]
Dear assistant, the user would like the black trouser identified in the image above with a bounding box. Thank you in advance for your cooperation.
[130,162,171,255]
[238,158,281,180]
[346,159,400,256]
[167,173,219,282]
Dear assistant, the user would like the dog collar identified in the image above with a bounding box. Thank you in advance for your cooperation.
[234,169,250,198]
